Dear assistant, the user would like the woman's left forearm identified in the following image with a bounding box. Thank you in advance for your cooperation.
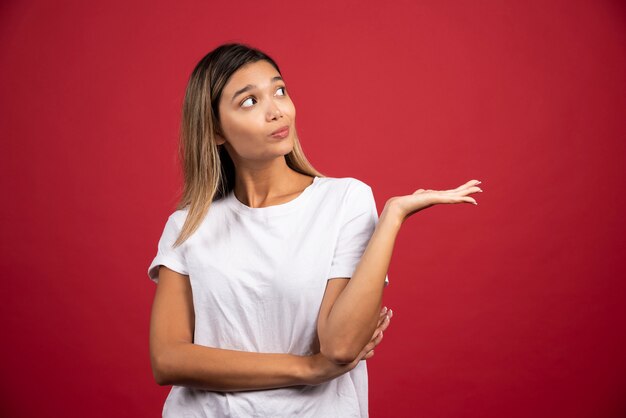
[320,204,403,363]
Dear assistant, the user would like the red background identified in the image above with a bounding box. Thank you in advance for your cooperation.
[1,0,625,417]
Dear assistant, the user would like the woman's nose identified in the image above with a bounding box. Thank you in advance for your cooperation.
[267,101,283,120]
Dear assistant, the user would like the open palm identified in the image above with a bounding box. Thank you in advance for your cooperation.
[388,179,483,222]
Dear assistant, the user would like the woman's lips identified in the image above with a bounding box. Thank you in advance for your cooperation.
[270,126,289,138]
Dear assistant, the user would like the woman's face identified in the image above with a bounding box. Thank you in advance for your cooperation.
[216,60,296,163]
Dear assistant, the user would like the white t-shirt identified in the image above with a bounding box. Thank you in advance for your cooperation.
[147,176,389,418]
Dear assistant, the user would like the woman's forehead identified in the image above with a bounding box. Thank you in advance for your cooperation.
[226,61,280,89]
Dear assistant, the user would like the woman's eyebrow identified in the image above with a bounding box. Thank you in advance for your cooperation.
[231,76,284,103]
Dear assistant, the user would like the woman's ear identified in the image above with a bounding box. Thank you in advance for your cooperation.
[215,132,226,146]
[214,126,226,145]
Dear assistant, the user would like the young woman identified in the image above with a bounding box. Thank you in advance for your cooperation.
[148,43,482,417]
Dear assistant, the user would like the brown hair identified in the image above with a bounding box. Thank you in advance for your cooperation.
[173,43,324,247]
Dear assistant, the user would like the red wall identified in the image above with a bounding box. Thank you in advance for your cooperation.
[1,1,625,416]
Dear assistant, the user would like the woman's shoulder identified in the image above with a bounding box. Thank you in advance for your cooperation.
[165,206,190,226]
[316,176,373,197]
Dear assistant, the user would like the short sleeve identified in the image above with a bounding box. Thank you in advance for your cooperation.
[147,214,189,284]
[328,182,390,287]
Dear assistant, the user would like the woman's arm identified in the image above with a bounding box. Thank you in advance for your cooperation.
[317,207,401,364]
[150,266,390,391]
[151,266,309,391]
[155,343,307,390]
[319,180,482,363]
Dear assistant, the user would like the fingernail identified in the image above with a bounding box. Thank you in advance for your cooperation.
[383,306,388,313]
[476,181,481,184]
[389,309,393,317]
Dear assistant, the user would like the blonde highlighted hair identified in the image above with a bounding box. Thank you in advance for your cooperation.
[173,43,325,247]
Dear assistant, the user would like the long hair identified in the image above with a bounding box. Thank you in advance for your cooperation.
[173,43,325,247]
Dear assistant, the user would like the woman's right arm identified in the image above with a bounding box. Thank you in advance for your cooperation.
[150,266,390,392]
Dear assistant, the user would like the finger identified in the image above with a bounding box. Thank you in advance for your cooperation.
[450,179,482,193]
[375,307,388,328]
[429,180,482,195]
[362,323,390,361]
[435,191,481,204]
[371,316,391,342]
[369,327,387,346]
[356,335,379,363]
[444,186,482,197]
[378,312,391,333]
[368,330,383,346]
[371,314,390,339]
[379,307,388,320]
[444,185,481,194]
[360,350,374,361]
[355,342,375,364]
[370,330,386,351]
[462,185,483,195]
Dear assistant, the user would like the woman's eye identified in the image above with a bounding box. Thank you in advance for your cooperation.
[241,87,286,108]
[241,97,256,108]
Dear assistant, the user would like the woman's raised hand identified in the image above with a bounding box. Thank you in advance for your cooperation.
[386,179,483,223]
[306,306,393,385]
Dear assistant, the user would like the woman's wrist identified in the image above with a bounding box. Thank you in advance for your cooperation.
[380,202,405,230]
[299,354,320,385]
[300,353,334,386]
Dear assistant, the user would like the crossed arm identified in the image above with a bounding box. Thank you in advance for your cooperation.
[149,204,400,391]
